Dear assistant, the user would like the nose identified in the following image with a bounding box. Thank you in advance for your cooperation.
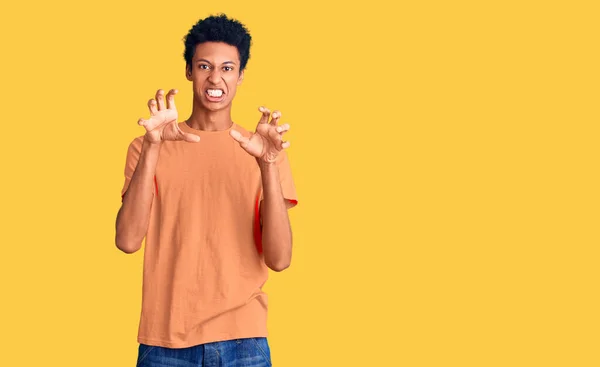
[208,68,222,84]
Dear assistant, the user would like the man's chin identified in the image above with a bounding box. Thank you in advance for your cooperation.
[205,103,229,112]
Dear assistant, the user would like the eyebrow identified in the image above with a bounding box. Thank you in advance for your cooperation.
[196,59,237,65]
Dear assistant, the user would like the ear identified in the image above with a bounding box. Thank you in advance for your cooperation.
[237,70,244,86]
[186,65,192,81]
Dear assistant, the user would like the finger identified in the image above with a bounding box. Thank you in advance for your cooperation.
[270,110,281,126]
[156,89,166,110]
[276,123,290,134]
[258,106,271,124]
[181,132,201,143]
[138,117,148,127]
[268,127,283,144]
[230,129,251,148]
[172,125,196,141]
[166,89,178,110]
[148,99,158,115]
[281,141,291,149]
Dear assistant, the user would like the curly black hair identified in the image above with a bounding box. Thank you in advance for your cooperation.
[183,14,252,72]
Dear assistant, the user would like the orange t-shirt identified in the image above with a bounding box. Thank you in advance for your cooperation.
[120,122,297,348]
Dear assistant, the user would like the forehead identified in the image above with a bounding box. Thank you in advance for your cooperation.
[193,42,240,63]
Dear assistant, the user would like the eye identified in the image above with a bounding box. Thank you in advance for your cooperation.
[223,66,233,72]
[199,64,210,70]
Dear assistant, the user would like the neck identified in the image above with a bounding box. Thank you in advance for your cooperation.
[186,100,234,131]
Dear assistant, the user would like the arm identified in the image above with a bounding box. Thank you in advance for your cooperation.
[229,106,298,271]
[115,88,199,254]
[258,159,293,272]
[115,138,161,254]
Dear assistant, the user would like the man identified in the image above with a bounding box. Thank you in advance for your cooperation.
[115,14,297,366]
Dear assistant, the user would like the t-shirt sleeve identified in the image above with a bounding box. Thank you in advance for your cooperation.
[120,136,154,201]
[276,150,298,208]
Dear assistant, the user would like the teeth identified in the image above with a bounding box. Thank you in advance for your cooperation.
[207,89,223,97]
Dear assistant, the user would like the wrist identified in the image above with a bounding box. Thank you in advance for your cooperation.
[257,157,276,170]
[143,135,162,147]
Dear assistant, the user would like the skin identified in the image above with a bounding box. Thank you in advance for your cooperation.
[115,41,294,272]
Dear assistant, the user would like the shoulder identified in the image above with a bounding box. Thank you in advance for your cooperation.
[124,135,145,157]
[129,135,145,149]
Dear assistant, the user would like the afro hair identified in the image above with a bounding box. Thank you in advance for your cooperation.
[183,14,252,72]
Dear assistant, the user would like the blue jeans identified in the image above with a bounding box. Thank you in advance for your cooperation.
[136,337,272,367]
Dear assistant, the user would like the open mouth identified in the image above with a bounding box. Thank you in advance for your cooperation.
[205,88,225,102]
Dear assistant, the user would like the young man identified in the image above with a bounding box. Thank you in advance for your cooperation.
[115,14,297,366]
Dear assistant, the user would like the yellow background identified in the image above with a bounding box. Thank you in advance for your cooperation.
[0,0,598,366]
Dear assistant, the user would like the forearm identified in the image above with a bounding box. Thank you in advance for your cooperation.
[258,159,292,271]
[115,138,161,253]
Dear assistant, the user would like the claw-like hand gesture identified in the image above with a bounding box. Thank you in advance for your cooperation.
[138,89,200,144]
[230,106,291,163]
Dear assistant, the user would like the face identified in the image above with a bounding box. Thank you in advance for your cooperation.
[186,41,244,111]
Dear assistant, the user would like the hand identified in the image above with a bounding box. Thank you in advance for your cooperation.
[137,89,200,144]
[230,106,291,163]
